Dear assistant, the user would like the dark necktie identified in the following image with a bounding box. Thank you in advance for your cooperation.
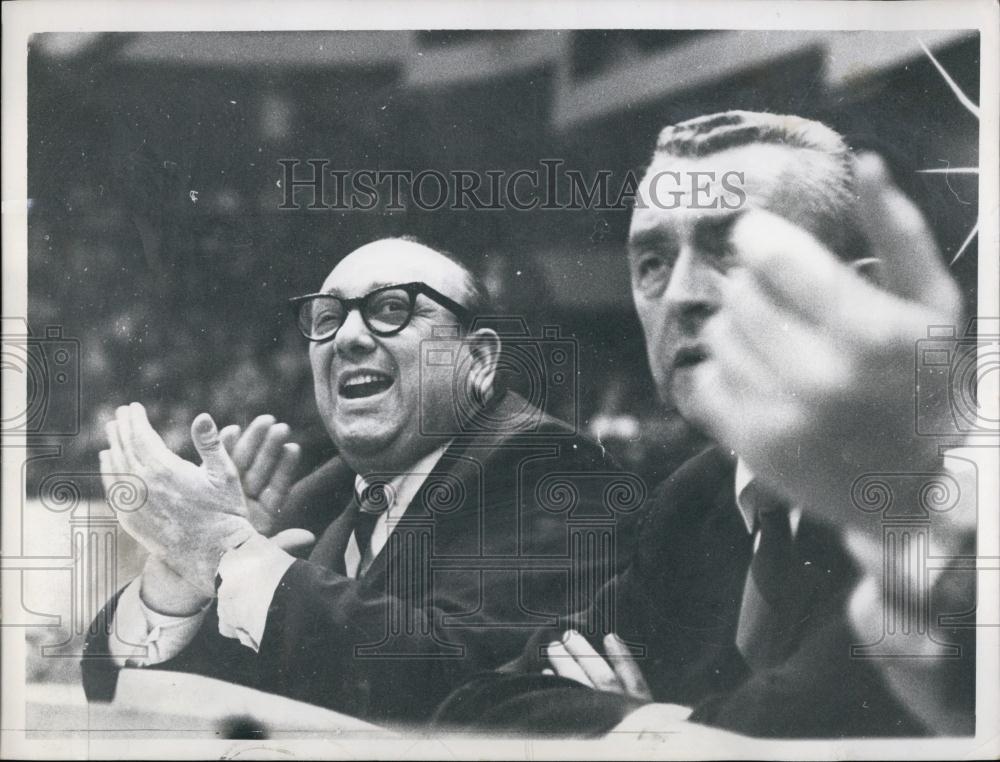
[351,480,393,575]
[735,484,806,670]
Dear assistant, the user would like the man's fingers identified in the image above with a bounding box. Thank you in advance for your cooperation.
[561,630,624,693]
[677,341,806,469]
[113,404,142,470]
[102,444,139,536]
[732,208,932,350]
[673,349,742,446]
[731,209,878,334]
[98,450,116,496]
[854,152,959,316]
[105,417,137,474]
[191,412,237,483]
[546,641,596,689]
[604,634,653,701]
[106,435,129,476]
[219,425,242,456]
[244,423,292,497]
[231,415,276,473]
[127,402,175,466]
[113,402,173,474]
[263,443,301,501]
[105,419,124,456]
[702,305,785,399]
[731,206,844,307]
[720,272,853,394]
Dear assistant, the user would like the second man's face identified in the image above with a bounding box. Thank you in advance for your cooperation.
[628,143,836,421]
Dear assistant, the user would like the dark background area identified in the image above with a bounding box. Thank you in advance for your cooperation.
[25,29,980,493]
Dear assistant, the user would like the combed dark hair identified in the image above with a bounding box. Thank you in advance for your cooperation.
[651,110,866,261]
[655,110,851,160]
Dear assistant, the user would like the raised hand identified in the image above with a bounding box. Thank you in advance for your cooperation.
[102,403,257,596]
[681,154,963,526]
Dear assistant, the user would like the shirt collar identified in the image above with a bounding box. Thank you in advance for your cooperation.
[734,457,803,537]
[734,458,757,534]
[354,442,451,518]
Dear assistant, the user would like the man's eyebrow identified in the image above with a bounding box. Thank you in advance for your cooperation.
[322,281,398,296]
[626,227,675,257]
[627,210,743,257]
[692,210,743,249]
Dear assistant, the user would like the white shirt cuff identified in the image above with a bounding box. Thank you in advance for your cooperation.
[216,533,296,652]
[109,577,210,668]
[610,703,693,734]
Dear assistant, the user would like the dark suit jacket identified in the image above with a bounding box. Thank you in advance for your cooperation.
[82,391,646,725]
[432,447,976,737]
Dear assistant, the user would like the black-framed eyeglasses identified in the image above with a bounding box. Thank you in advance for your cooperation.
[289,281,473,342]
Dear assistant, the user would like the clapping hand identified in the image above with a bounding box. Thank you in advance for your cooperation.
[102,404,257,595]
[102,404,314,599]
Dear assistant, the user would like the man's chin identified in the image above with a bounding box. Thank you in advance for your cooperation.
[661,369,706,421]
[332,426,397,459]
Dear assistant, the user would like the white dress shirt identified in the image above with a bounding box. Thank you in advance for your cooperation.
[734,458,802,545]
[109,443,449,667]
[342,444,449,578]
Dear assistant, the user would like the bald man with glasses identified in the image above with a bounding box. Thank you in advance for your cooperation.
[84,237,641,725]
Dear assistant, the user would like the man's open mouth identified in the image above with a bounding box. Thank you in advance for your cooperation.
[338,371,395,399]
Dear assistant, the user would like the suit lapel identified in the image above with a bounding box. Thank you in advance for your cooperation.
[338,390,526,583]
[361,439,488,585]
[705,465,755,629]
[309,493,358,576]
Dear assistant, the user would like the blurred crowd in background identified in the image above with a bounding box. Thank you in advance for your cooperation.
[25,29,979,494]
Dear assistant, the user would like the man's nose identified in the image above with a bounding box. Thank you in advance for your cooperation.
[663,247,720,333]
[332,307,377,356]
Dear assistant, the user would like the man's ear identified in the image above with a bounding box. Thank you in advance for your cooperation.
[465,328,502,405]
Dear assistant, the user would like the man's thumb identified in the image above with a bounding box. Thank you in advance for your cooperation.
[191,413,235,478]
[271,528,316,557]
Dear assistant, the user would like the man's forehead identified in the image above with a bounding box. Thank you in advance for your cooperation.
[639,143,799,194]
[629,142,820,241]
[319,239,466,296]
